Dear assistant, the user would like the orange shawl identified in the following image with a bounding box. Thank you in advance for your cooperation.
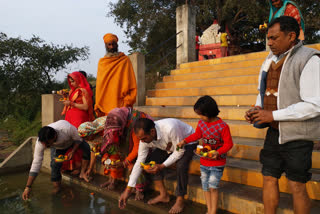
[95,53,137,115]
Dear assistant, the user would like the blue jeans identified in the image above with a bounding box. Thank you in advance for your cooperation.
[200,165,224,191]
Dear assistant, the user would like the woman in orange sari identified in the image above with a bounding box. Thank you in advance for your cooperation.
[62,71,94,128]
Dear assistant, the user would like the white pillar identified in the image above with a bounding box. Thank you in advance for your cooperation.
[129,52,146,106]
[176,4,196,67]
[41,94,65,126]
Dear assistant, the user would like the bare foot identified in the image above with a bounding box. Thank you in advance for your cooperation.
[100,181,110,188]
[85,169,92,177]
[147,194,170,205]
[71,169,80,175]
[79,172,91,182]
[106,182,115,190]
[168,198,184,213]
[52,186,61,195]
[135,191,144,201]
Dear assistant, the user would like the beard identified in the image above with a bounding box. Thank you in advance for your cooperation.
[107,47,118,53]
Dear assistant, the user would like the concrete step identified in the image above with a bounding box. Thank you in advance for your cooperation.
[179,51,268,69]
[163,66,260,82]
[178,43,320,69]
[62,173,211,214]
[152,118,266,139]
[63,164,320,214]
[228,137,320,168]
[147,84,258,97]
[164,172,320,214]
[227,137,264,161]
[145,95,257,107]
[156,75,259,89]
[171,59,265,75]
[136,105,249,121]
[187,157,320,200]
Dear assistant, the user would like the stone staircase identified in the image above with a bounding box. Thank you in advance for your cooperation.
[136,44,320,213]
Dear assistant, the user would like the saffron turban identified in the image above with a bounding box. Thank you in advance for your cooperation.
[103,33,118,43]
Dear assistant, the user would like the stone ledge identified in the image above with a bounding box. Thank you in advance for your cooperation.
[59,172,210,214]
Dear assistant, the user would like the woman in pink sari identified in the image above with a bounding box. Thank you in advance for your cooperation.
[62,71,94,128]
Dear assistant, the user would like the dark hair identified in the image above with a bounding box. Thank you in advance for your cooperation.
[268,16,300,41]
[79,70,87,78]
[133,118,155,134]
[38,126,56,143]
[194,95,220,118]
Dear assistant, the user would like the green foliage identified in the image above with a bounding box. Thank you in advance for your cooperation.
[297,0,320,44]
[0,32,89,121]
[107,0,268,78]
[109,0,319,67]
[0,112,42,145]
[0,33,90,145]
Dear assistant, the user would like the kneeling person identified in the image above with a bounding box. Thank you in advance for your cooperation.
[119,118,197,214]
[22,120,91,200]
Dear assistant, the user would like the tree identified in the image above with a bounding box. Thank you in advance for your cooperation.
[108,0,319,58]
[0,32,89,120]
[297,0,320,44]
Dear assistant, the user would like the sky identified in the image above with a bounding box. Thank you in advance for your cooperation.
[0,0,130,81]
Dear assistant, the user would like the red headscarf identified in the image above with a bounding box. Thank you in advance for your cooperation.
[68,71,93,97]
[62,71,94,122]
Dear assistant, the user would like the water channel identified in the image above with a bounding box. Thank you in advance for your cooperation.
[0,172,144,214]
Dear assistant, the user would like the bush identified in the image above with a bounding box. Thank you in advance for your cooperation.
[0,112,42,145]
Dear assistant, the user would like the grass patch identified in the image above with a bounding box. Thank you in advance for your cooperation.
[0,112,41,146]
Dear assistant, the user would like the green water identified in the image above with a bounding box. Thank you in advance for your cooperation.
[0,172,141,214]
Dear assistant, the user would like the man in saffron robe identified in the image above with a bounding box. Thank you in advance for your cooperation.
[95,33,137,116]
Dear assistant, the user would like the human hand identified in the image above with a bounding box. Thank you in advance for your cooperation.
[144,164,165,174]
[314,141,320,150]
[176,140,186,149]
[113,160,124,168]
[63,100,71,106]
[245,106,262,123]
[67,151,74,160]
[96,108,105,117]
[22,187,31,201]
[85,168,92,177]
[251,109,274,124]
[119,188,132,209]
[210,151,219,159]
[58,90,67,96]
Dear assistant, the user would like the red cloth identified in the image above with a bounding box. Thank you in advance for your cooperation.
[284,4,301,26]
[101,153,123,179]
[63,71,94,128]
[195,36,200,50]
[184,118,233,167]
[61,148,83,171]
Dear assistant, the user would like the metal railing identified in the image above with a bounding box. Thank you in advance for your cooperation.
[145,31,183,73]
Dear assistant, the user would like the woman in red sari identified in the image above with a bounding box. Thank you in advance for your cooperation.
[60,72,94,180]
[62,71,94,128]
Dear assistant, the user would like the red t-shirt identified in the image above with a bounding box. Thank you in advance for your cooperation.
[184,118,233,167]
